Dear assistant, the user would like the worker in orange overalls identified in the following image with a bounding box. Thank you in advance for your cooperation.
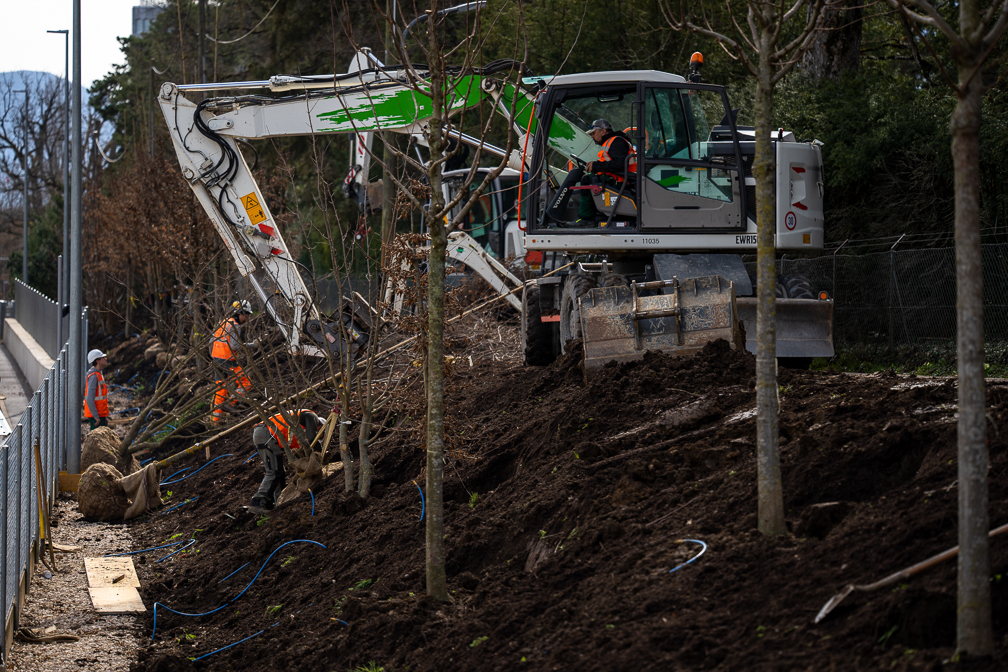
[578,118,636,223]
[249,409,322,514]
[209,300,258,423]
[84,349,110,430]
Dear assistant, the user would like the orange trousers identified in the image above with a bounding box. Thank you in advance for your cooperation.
[211,364,251,423]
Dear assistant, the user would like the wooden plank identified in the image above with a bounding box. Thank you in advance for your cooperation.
[58,472,81,493]
[88,586,146,614]
[84,557,140,588]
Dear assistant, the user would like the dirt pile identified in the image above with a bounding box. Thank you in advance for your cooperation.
[122,326,1008,671]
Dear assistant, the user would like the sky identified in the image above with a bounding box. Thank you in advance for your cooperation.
[0,0,143,90]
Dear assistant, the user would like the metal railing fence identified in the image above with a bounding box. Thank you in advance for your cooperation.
[12,280,68,361]
[1,305,85,659]
[772,241,1008,350]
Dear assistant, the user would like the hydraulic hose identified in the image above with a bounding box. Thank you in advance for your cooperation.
[151,539,327,639]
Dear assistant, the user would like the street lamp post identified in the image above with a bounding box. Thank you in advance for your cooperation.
[21,89,29,286]
[47,29,69,317]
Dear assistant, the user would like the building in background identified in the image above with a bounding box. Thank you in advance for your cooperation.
[132,1,164,36]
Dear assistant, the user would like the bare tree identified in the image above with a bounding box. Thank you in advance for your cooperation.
[661,0,830,536]
[886,0,1008,656]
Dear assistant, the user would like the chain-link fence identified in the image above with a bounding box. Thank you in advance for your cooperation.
[771,242,1008,352]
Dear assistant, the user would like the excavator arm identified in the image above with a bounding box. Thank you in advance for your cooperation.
[158,50,535,357]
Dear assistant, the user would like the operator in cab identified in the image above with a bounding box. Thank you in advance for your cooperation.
[577,118,637,223]
[249,408,322,514]
[84,349,110,431]
[209,300,258,423]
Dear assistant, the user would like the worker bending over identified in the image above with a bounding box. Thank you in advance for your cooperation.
[209,300,258,423]
[84,349,110,430]
[249,409,321,514]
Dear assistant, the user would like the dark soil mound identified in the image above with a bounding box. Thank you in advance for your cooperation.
[125,333,1008,672]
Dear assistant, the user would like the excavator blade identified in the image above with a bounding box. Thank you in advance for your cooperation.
[735,297,834,359]
[579,275,741,378]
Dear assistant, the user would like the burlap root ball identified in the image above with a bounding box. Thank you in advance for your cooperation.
[78,463,130,521]
[81,427,139,476]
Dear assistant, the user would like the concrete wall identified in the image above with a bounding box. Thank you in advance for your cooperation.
[3,319,54,393]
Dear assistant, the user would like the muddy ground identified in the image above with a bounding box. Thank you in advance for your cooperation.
[99,315,1008,672]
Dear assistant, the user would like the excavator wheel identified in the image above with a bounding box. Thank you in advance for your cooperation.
[597,272,629,288]
[783,275,815,299]
[521,284,557,366]
[559,273,597,355]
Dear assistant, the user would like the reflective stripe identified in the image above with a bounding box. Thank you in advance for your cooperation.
[597,135,637,182]
[265,409,313,451]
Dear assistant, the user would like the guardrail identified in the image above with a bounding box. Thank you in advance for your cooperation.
[12,280,67,361]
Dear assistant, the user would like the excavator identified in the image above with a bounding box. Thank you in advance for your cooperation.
[158,48,833,374]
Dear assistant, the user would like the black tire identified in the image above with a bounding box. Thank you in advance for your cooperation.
[597,272,629,288]
[783,274,815,299]
[775,276,787,298]
[521,284,557,366]
[559,273,597,355]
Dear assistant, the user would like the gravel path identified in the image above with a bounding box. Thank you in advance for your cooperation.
[6,493,142,672]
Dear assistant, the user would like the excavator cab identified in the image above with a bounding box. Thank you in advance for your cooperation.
[526,74,747,234]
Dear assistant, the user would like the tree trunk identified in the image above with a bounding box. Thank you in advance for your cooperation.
[802,1,862,82]
[424,52,449,600]
[340,399,355,492]
[754,42,787,537]
[953,52,993,656]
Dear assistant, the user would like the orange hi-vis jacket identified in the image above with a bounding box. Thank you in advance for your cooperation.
[264,409,314,451]
[84,369,109,418]
[211,317,239,361]
[596,133,637,182]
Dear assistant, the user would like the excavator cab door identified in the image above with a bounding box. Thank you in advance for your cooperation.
[635,83,747,231]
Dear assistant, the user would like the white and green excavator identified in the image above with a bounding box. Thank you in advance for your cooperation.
[158,48,833,373]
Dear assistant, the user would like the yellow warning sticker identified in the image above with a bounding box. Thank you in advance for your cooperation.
[240,193,267,225]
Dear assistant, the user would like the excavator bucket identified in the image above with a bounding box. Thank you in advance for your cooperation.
[579,276,742,378]
[735,297,834,358]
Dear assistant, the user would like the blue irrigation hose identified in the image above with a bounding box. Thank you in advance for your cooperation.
[309,489,315,516]
[159,539,196,562]
[104,539,188,558]
[139,458,153,466]
[192,625,277,662]
[217,562,251,584]
[158,465,189,485]
[243,451,258,465]
[414,480,424,520]
[151,539,327,640]
[160,453,233,486]
[161,496,198,515]
[668,539,707,574]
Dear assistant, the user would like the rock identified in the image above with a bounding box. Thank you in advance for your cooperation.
[81,427,140,476]
[144,342,166,361]
[78,463,130,521]
[796,501,850,539]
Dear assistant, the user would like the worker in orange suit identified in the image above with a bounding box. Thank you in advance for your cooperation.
[209,300,258,423]
[84,349,110,430]
[249,409,321,513]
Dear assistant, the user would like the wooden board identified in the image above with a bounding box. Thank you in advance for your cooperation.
[87,586,146,614]
[84,557,141,588]
[58,472,81,493]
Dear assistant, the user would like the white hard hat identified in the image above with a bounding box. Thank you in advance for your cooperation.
[87,349,107,365]
[232,299,253,316]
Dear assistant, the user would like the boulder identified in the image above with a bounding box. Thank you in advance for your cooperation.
[78,463,129,521]
[144,341,166,361]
